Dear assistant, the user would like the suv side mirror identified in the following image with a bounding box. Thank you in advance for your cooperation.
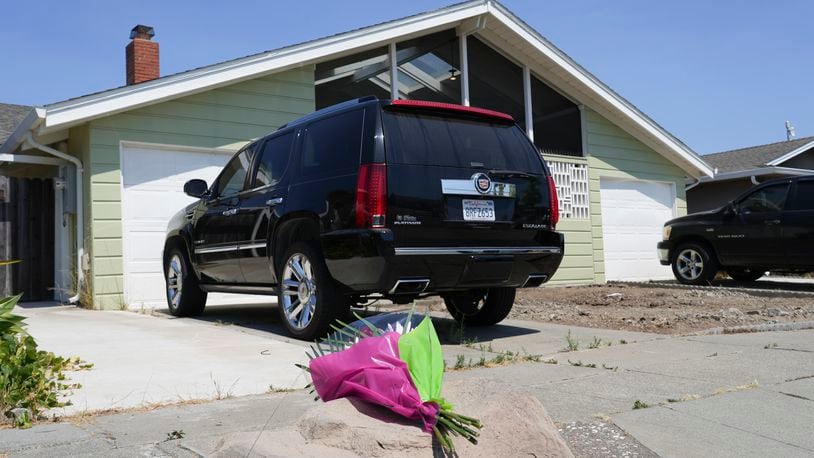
[184,179,208,198]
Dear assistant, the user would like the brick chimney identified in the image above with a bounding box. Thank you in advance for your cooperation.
[125,25,159,85]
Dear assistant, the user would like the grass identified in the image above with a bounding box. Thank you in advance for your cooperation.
[764,342,778,349]
[447,349,553,371]
[619,339,628,345]
[588,336,603,349]
[165,430,185,441]
[568,359,596,368]
[564,330,579,352]
[602,363,618,371]
[633,400,650,410]
[267,385,297,393]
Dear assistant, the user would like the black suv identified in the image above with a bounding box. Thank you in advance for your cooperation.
[163,97,564,339]
[658,175,814,285]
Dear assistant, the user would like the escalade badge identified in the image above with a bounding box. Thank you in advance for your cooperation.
[473,173,492,194]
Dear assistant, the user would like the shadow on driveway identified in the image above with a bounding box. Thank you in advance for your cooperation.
[155,300,540,346]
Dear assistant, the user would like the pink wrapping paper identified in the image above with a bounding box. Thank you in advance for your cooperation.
[308,332,440,432]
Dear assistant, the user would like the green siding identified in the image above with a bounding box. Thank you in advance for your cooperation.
[82,67,315,309]
[585,109,687,283]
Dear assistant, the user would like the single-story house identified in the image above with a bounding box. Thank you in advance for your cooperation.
[0,0,713,308]
[688,136,814,213]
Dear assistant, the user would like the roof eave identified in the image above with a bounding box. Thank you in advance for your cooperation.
[765,139,814,166]
[40,1,490,133]
[0,107,46,155]
[696,166,812,184]
[486,1,712,178]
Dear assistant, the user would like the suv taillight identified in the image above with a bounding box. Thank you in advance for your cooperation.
[547,175,559,230]
[355,163,387,228]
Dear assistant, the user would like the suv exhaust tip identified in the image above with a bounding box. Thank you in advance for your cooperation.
[389,278,430,295]
[522,273,549,288]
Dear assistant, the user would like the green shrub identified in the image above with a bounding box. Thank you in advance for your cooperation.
[0,294,90,428]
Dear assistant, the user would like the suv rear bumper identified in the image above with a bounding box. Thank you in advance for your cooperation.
[321,229,565,294]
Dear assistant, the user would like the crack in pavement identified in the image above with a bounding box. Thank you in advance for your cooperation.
[778,392,813,402]
[661,404,814,453]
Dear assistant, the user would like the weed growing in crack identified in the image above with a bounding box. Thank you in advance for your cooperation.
[633,400,649,410]
[568,359,596,368]
[764,342,778,349]
[588,336,603,349]
[564,330,579,352]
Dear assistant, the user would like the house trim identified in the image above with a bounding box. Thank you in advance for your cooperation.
[691,166,813,185]
[2,0,712,179]
[765,139,814,166]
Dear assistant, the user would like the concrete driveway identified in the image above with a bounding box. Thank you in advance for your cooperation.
[16,301,309,415]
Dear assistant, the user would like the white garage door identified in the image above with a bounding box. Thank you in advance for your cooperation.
[600,178,675,281]
[121,143,246,308]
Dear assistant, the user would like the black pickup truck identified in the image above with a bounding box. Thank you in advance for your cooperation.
[658,176,814,284]
[163,97,565,339]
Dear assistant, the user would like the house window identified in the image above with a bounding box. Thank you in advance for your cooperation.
[468,36,525,130]
[531,75,583,157]
[394,30,461,103]
[315,47,391,109]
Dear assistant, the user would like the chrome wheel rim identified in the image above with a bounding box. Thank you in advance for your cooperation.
[676,249,704,281]
[281,253,317,330]
[167,254,183,309]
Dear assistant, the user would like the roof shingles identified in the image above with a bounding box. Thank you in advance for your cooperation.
[0,103,32,146]
[702,136,814,174]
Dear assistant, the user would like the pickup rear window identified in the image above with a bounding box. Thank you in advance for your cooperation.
[382,110,544,174]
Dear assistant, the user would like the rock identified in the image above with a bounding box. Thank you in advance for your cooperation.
[606,293,624,300]
[6,407,32,425]
[746,310,760,315]
[766,308,787,317]
[577,308,590,316]
[727,307,743,316]
[205,379,573,457]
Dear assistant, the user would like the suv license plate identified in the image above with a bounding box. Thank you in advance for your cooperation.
[462,199,495,221]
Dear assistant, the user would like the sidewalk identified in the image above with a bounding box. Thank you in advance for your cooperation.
[4,303,814,456]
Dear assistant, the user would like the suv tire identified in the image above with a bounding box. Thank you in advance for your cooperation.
[444,288,517,326]
[164,247,207,316]
[277,242,346,340]
[672,242,719,285]
[727,268,765,282]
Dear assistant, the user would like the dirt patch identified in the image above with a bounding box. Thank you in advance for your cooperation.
[508,283,814,334]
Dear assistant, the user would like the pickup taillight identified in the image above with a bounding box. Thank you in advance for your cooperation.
[547,175,559,230]
[355,163,387,228]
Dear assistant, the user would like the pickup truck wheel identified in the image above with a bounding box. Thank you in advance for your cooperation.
[672,242,718,285]
[727,268,765,282]
[164,248,207,316]
[444,288,517,326]
[278,242,343,340]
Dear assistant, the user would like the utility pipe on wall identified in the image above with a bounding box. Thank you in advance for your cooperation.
[24,131,84,304]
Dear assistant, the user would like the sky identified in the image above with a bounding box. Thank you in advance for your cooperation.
[0,0,811,155]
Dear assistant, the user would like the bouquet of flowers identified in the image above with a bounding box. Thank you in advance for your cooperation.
[298,310,482,453]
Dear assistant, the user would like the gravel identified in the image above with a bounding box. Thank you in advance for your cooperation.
[559,420,658,458]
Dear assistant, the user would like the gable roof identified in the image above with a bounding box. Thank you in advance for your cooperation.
[0,0,713,178]
[0,103,32,145]
[703,136,814,174]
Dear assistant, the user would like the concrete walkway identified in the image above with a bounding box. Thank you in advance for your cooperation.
[5,302,814,456]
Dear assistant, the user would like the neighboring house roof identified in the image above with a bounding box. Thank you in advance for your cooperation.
[0,0,713,177]
[0,103,32,145]
[703,136,814,174]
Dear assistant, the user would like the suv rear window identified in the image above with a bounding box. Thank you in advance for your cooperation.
[382,110,544,174]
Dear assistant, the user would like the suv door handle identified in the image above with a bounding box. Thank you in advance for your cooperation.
[222,208,239,216]
[266,197,284,206]
[764,219,781,225]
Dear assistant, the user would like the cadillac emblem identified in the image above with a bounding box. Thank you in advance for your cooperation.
[473,173,492,194]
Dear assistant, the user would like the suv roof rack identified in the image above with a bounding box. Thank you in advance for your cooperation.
[279,96,378,130]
